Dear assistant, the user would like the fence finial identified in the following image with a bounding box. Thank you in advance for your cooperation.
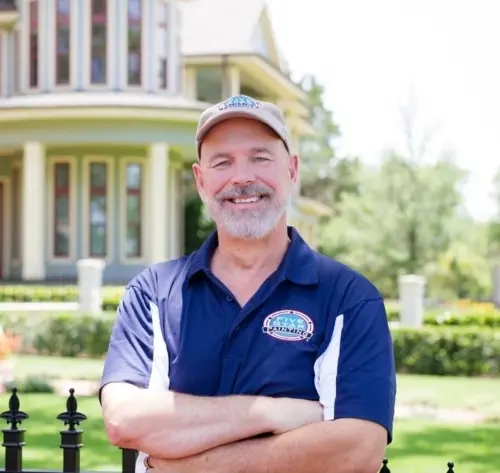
[57,388,88,431]
[0,387,29,430]
[380,458,391,473]
[447,461,455,472]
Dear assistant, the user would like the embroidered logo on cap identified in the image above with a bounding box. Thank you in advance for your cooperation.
[219,95,261,110]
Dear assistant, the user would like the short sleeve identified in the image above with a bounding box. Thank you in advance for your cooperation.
[99,285,155,399]
[314,298,396,444]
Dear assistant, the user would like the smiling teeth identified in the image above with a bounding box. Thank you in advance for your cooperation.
[232,196,259,204]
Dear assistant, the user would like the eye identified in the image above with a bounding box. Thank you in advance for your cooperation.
[212,160,230,168]
[253,156,270,162]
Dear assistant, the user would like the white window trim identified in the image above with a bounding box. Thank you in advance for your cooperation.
[82,0,116,90]
[10,161,22,267]
[0,176,12,279]
[48,0,78,91]
[119,156,149,265]
[21,0,45,94]
[120,0,150,91]
[81,155,115,263]
[46,156,77,264]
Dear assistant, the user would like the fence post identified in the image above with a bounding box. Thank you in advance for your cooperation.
[0,387,29,473]
[121,448,139,473]
[446,461,455,472]
[57,388,88,473]
[77,258,105,314]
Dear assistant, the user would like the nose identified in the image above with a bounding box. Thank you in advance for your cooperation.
[230,159,256,186]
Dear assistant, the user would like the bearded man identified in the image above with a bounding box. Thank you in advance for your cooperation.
[100,95,396,473]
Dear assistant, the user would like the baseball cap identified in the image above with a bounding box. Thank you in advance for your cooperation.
[195,95,291,159]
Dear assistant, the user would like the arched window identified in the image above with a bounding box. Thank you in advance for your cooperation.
[55,0,71,85]
[28,0,39,89]
[127,0,141,86]
[90,0,107,84]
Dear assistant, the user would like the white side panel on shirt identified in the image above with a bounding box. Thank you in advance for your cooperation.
[313,314,344,420]
[136,302,171,473]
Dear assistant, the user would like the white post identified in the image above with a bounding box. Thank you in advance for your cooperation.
[492,264,500,308]
[148,142,169,264]
[22,142,46,280]
[77,259,105,314]
[398,274,426,327]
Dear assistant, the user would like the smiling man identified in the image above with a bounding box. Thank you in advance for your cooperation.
[99,95,396,473]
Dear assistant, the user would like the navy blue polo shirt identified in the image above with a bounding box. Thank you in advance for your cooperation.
[100,227,396,444]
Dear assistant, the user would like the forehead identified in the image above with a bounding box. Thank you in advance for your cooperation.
[201,118,282,151]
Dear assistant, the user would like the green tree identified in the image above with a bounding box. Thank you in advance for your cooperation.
[298,75,362,212]
[319,152,468,297]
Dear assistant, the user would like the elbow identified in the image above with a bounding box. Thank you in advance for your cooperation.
[103,406,135,448]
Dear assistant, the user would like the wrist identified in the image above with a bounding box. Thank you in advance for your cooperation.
[251,396,279,432]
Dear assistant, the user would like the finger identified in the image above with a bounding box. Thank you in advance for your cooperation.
[144,455,155,469]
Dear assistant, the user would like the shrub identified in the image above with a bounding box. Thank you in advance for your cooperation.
[392,326,500,376]
[0,285,124,312]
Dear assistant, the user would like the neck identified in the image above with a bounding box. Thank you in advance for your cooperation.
[212,218,290,273]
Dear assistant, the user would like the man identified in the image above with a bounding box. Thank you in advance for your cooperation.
[100,95,396,473]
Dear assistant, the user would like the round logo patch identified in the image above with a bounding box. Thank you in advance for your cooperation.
[262,310,314,342]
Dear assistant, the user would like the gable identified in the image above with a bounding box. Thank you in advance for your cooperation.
[249,6,281,66]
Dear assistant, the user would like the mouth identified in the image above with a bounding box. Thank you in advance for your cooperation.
[226,195,267,205]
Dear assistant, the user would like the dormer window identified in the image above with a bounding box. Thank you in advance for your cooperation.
[127,0,142,86]
[90,0,107,85]
[55,0,71,85]
[28,0,39,89]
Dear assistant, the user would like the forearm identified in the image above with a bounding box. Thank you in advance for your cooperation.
[101,382,275,458]
[150,419,386,473]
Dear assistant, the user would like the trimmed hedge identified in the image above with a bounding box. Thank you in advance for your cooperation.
[0,285,123,312]
[0,312,498,377]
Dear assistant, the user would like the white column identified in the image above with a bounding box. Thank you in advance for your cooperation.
[398,274,426,327]
[22,142,46,280]
[228,67,240,96]
[148,142,169,264]
[168,163,179,259]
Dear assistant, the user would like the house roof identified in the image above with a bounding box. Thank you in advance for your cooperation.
[180,0,277,60]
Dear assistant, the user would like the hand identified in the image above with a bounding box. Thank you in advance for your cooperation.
[264,397,324,434]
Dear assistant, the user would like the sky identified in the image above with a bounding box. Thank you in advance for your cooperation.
[267,0,500,221]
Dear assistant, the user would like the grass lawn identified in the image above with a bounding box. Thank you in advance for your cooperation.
[0,392,496,472]
[396,374,500,419]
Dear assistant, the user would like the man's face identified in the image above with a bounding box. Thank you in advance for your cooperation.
[193,117,298,240]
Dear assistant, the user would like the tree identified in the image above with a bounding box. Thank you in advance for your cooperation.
[298,75,362,212]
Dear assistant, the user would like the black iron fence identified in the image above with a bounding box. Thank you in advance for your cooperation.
[0,387,455,473]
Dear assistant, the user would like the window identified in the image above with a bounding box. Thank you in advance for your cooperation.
[12,29,20,93]
[124,163,142,258]
[29,0,39,88]
[127,0,142,86]
[88,162,108,257]
[90,0,107,84]
[55,0,71,85]
[157,1,168,89]
[0,33,3,96]
[195,66,223,103]
[53,163,71,257]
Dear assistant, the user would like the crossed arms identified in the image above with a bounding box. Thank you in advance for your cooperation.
[101,383,387,473]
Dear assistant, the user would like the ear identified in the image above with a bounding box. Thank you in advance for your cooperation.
[288,154,299,184]
[192,162,204,194]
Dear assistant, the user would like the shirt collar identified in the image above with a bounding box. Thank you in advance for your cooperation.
[186,226,319,285]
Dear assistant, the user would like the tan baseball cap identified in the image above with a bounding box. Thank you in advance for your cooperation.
[195,95,291,159]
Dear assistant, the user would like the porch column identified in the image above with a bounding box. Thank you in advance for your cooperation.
[148,142,169,264]
[22,142,46,280]
[168,162,181,260]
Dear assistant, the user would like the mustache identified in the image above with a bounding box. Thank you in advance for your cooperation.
[216,184,274,201]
